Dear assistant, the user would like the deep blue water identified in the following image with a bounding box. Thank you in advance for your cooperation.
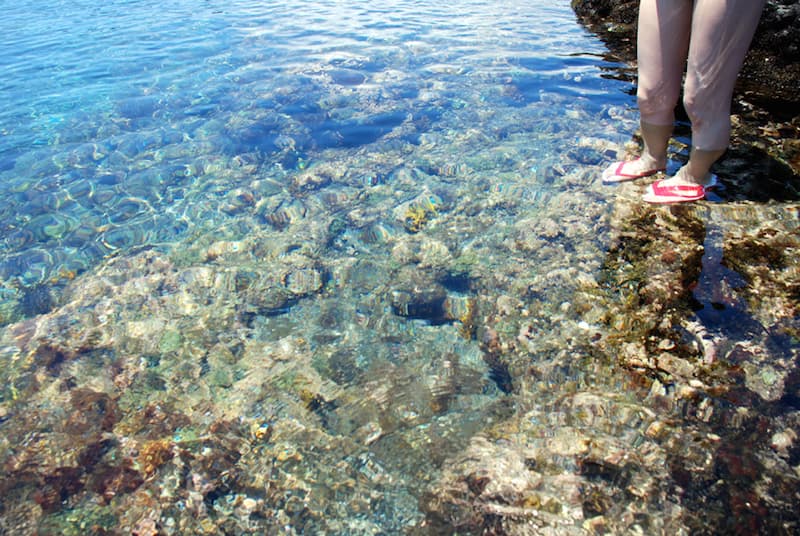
[0,0,633,298]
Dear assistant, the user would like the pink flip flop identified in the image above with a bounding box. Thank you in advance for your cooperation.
[602,159,666,184]
[642,175,718,204]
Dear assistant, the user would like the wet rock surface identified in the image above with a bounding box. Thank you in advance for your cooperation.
[421,198,800,535]
[4,156,797,534]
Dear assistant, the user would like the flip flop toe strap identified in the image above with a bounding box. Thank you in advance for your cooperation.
[614,159,663,179]
[651,181,705,199]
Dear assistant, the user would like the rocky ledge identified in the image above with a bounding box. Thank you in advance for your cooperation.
[571,0,800,187]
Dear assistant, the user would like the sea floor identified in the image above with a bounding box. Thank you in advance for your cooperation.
[0,1,798,534]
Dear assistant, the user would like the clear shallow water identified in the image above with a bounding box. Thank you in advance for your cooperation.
[6,1,796,535]
[0,0,632,293]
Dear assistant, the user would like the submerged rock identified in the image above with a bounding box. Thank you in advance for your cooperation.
[1,5,799,532]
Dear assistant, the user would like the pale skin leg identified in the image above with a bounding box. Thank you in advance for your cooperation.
[609,0,764,190]
[652,0,765,187]
[603,0,689,180]
[637,121,672,172]
[636,126,725,189]
[676,147,724,185]
[633,128,724,188]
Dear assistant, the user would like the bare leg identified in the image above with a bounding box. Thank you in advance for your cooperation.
[602,0,690,182]
[669,0,765,185]
[607,121,672,176]
[675,147,725,185]
[638,121,673,170]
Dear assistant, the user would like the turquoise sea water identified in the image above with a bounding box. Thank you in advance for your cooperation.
[0,0,631,294]
[5,1,797,534]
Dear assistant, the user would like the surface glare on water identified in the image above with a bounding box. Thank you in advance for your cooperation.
[2,0,754,534]
[0,0,633,302]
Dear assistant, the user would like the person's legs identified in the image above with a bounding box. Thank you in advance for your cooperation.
[636,0,692,167]
[603,0,691,182]
[673,0,766,184]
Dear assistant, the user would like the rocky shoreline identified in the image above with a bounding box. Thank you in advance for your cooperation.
[419,4,800,533]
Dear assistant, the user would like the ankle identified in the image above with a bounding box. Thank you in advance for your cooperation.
[639,152,666,170]
[675,165,712,185]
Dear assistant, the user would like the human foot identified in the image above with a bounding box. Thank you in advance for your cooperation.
[601,158,666,184]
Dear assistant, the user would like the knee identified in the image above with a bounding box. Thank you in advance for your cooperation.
[682,89,731,150]
[681,90,715,130]
[682,91,700,124]
[637,84,678,121]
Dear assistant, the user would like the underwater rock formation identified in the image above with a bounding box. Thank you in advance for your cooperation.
[1,3,798,532]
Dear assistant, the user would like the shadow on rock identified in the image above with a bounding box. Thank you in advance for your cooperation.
[713,143,800,203]
[594,189,800,534]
